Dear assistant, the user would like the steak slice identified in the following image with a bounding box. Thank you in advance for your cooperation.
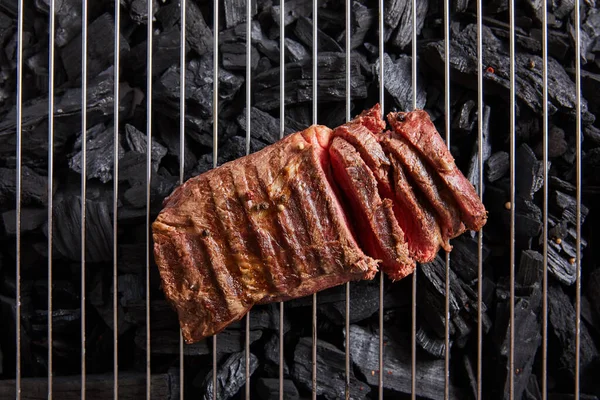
[380,133,465,246]
[387,110,488,231]
[153,126,378,344]
[329,136,415,281]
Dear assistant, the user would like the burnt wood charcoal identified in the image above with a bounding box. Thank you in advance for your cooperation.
[552,190,590,226]
[466,104,492,197]
[201,351,259,400]
[236,107,295,145]
[127,0,159,23]
[270,0,313,28]
[251,21,281,62]
[125,124,167,172]
[588,269,600,324]
[349,325,462,399]
[224,0,257,28]
[293,17,343,53]
[517,250,543,288]
[256,378,300,400]
[384,0,428,49]
[263,333,289,376]
[533,125,568,159]
[516,143,546,200]
[1,208,46,235]
[448,235,491,284]
[415,325,446,358]
[351,2,375,50]
[0,166,47,208]
[68,123,124,183]
[292,336,370,399]
[486,151,509,182]
[320,279,381,324]
[222,42,260,71]
[375,53,426,112]
[548,284,598,383]
[284,38,309,63]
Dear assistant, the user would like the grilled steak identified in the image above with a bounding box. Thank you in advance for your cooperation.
[152,105,487,343]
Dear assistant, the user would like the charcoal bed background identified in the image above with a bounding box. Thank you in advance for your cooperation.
[0,0,600,398]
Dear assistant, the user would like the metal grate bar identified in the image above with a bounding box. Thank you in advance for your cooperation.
[81,0,89,396]
[508,0,517,398]
[344,0,351,396]
[15,0,24,397]
[279,0,285,397]
[574,0,582,397]
[377,0,384,397]
[212,0,220,395]
[179,0,187,397]
[244,0,252,394]
[410,1,418,398]
[146,0,154,396]
[443,0,451,397]
[312,0,318,397]
[541,0,549,398]
[48,0,56,397]
[476,0,484,398]
[114,0,121,397]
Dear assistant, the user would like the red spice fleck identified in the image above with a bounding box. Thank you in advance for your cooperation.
[486,66,495,74]
[387,371,392,375]
[359,386,364,391]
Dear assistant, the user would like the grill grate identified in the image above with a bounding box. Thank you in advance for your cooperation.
[9,0,587,398]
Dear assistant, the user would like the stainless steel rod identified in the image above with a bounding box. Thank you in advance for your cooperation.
[574,0,582,397]
[377,0,384,396]
[145,0,153,396]
[443,0,451,397]
[541,0,549,398]
[279,0,285,396]
[113,0,121,396]
[213,0,220,396]
[345,0,351,397]
[312,0,318,397]
[410,0,417,397]
[245,0,252,394]
[508,0,516,398]
[48,0,56,396]
[179,0,186,397]
[15,0,24,397]
[476,0,484,398]
[81,0,88,396]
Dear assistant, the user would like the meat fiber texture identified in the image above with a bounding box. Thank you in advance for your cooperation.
[152,105,487,344]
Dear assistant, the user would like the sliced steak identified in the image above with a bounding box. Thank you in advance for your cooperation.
[153,126,378,343]
[329,136,415,281]
[380,133,465,246]
[387,110,488,231]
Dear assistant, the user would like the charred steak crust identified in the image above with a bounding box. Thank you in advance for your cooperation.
[152,105,487,344]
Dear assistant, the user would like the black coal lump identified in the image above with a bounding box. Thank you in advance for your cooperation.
[384,0,428,49]
[125,124,167,172]
[69,123,124,183]
[257,378,299,400]
[293,17,343,53]
[375,53,426,112]
[202,351,259,400]
[0,166,47,208]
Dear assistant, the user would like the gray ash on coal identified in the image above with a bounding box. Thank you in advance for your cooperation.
[1,0,600,399]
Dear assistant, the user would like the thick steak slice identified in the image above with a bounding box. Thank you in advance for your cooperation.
[389,153,447,261]
[380,134,465,246]
[387,110,487,231]
[153,126,378,344]
[329,136,414,281]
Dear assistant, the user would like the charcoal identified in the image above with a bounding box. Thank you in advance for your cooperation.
[416,325,446,358]
[224,0,257,28]
[486,151,509,182]
[202,351,259,400]
[533,125,568,159]
[384,0,428,48]
[588,269,600,322]
[350,2,375,50]
[293,17,343,53]
[237,107,295,145]
[453,99,477,135]
[127,0,159,23]
[517,250,543,288]
[31,308,80,336]
[0,166,47,208]
[493,285,541,400]
[122,299,179,332]
[550,175,576,194]
[547,239,576,285]
[68,124,124,183]
[552,190,590,226]
[466,104,492,197]
[251,21,280,62]
[51,196,112,263]
[375,53,426,112]
[118,151,146,186]
[448,235,491,284]
[180,0,212,56]
[584,124,600,147]
[523,374,542,400]
[349,325,461,399]
[257,378,299,400]
[89,273,133,334]
[263,332,289,375]
[285,38,308,62]
[2,208,46,235]
[34,0,102,48]
[228,303,291,332]
[61,13,130,82]
[501,197,542,238]
[425,24,595,123]
[584,148,600,185]
[516,143,546,200]
[128,29,185,78]
[548,284,598,382]
[122,173,177,209]
[155,118,197,175]
[125,124,167,172]
[270,0,310,27]
[320,279,380,324]
[292,336,370,399]
[222,43,260,71]
[256,56,273,75]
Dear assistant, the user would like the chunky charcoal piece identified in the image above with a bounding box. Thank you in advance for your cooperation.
[350,325,461,399]
[293,17,343,53]
[263,332,289,375]
[486,151,509,182]
[449,235,491,284]
[227,303,290,332]
[547,239,576,286]
[388,110,488,231]
[518,250,543,288]
[416,325,446,358]
[320,279,380,324]
[224,0,257,28]
[222,43,260,71]
[153,125,378,343]
[292,337,370,399]
[501,197,542,238]
[125,124,167,172]
[127,0,159,23]
[533,125,568,159]
[350,1,375,49]
[61,12,130,82]
[548,284,598,382]
[516,143,546,200]
[68,123,124,183]
[0,166,47,208]
[552,190,589,226]
[271,0,313,27]
[466,105,492,197]
[237,107,295,145]
[285,38,309,62]
[425,24,595,123]
[380,133,464,244]
[2,208,46,235]
[202,351,258,400]
[329,136,414,280]
[257,378,299,400]
[384,0,428,49]
[375,54,426,112]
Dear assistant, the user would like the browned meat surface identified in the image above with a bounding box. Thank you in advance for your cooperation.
[380,133,465,246]
[329,136,414,281]
[387,110,488,231]
[152,105,487,344]
[153,125,378,343]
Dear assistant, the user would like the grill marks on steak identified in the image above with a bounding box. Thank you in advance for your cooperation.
[329,136,414,281]
[387,110,487,231]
